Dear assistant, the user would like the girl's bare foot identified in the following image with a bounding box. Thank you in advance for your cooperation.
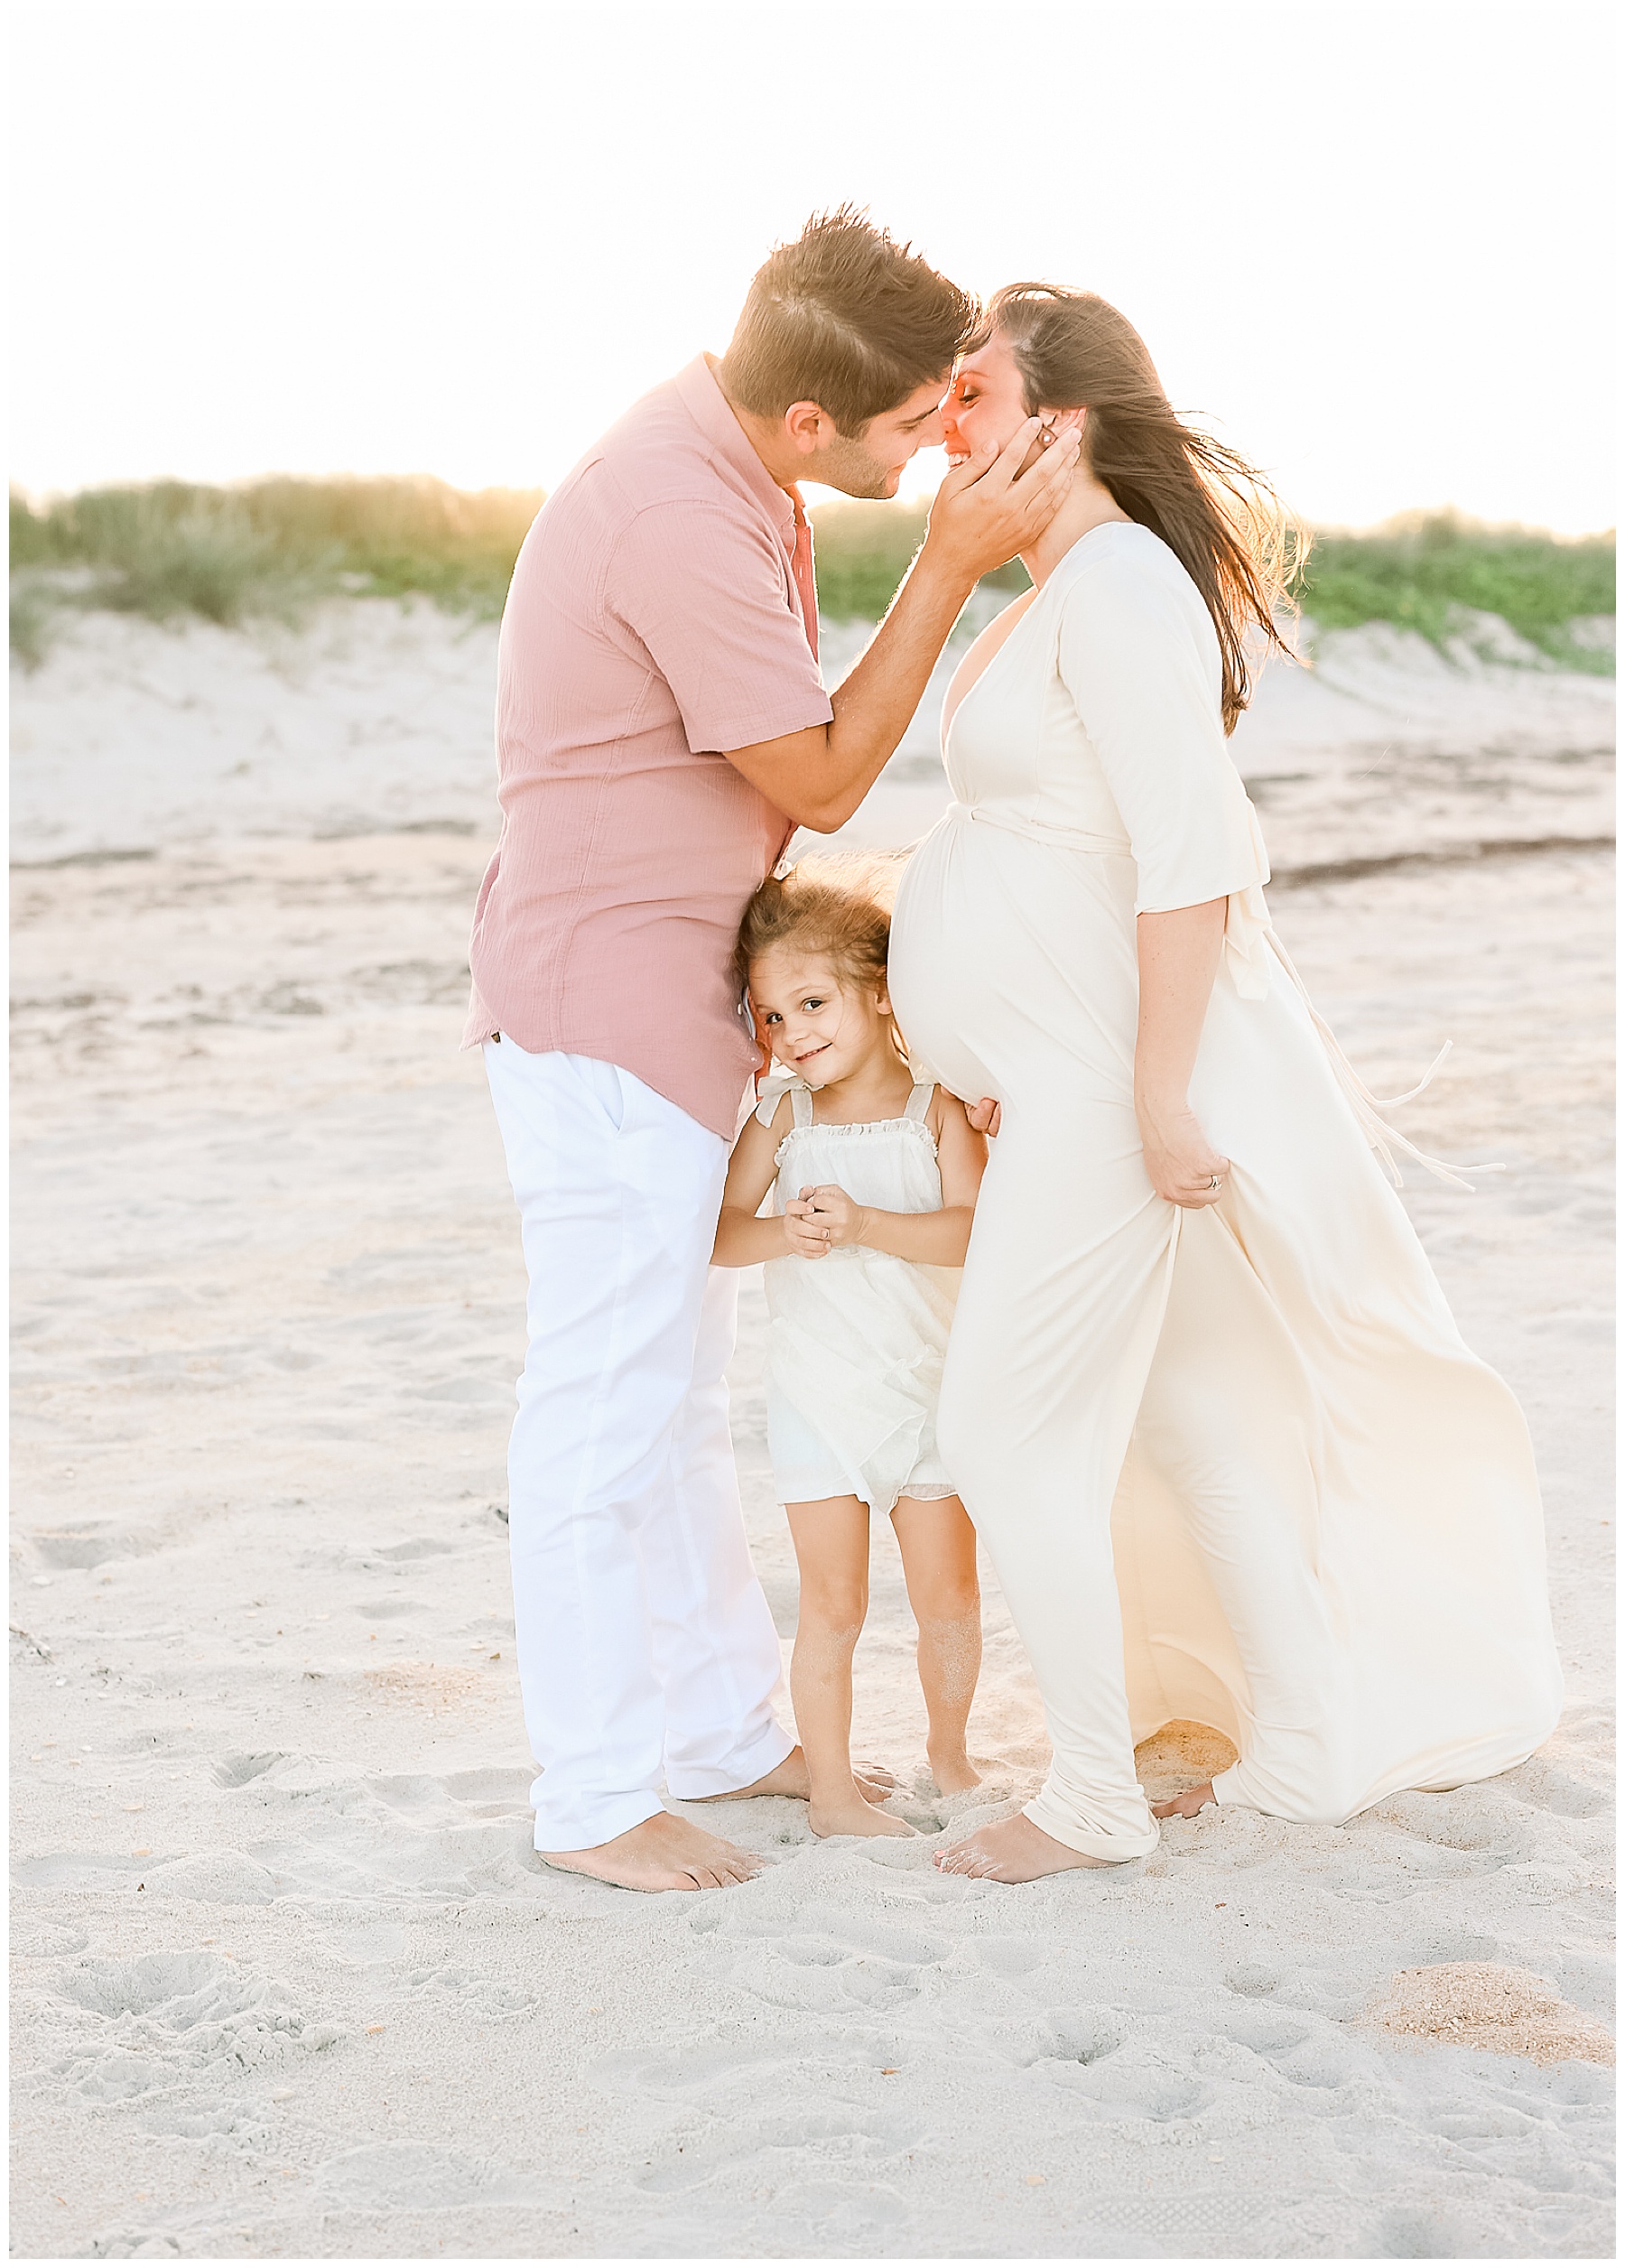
[808,1793,919,1840]
[539,1811,760,1892]
[933,1812,1110,1880]
[1150,1779,1215,1818]
[928,1747,982,1796]
[692,1744,897,1805]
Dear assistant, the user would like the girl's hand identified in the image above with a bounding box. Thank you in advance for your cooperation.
[1136,1096,1229,1209]
[799,1184,868,1249]
[783,1196,831,1259]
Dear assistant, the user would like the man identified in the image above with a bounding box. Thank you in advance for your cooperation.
[467,208,1078,1892]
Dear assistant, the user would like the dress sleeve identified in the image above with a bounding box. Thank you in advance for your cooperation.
[607,499,833,757]
[1055,552,1268,916]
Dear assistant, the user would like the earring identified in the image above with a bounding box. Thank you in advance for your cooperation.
[1038,423,1057,445]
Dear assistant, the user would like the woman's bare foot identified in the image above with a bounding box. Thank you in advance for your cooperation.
[1150,1780,1216,1819]
[692,1744,896,1806]
[808,1790,919,1840]
[539,1811,759,1892]
[928,1747,982,1796]
[933,1812,1110,1881]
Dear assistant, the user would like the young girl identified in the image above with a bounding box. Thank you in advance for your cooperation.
[712,858,988,1840]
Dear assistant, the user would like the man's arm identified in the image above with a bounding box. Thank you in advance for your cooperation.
[723,420,1082,832]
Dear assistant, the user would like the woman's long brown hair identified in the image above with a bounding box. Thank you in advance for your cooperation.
[980,284,1302,732]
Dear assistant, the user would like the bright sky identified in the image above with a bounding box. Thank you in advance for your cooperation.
[9,1,1615,530]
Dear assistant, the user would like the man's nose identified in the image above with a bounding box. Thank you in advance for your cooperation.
[915,407,947,451]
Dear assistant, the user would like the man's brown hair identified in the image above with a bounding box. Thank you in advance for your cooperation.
[720,207,977,438]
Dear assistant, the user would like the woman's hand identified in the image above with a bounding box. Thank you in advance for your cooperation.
[1136,1094,1229,1209]
[797,1184,868,1250]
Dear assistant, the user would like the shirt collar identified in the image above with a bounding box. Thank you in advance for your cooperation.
[676,354,804,547]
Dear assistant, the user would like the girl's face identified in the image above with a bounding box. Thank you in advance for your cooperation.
[942,332,1032,467]
[748,948,891,1088]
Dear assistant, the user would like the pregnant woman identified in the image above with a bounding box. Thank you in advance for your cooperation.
[887,284,1564,1881]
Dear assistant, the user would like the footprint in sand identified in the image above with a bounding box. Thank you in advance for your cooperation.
[211,1751,286,1788]
[48,1950,341,2104]
[313,2141,544,2210]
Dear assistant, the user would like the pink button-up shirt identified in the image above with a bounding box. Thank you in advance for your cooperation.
[464,356,831,1141]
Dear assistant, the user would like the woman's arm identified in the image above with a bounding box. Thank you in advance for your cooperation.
[1134,899,1230,1207]
[794,1095,989,1266]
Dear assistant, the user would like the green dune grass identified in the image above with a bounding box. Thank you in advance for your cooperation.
[10,480,1614,671]
[809,500,1614,670]
[1297,514,1614,668]
[9,478,543,664]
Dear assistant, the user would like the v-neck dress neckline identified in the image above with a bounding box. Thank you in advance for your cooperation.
[944,524,1128,759]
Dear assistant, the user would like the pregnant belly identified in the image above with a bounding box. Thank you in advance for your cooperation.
[889,815,1139,1109]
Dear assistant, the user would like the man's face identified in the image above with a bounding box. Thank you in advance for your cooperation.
[806,377,948,500]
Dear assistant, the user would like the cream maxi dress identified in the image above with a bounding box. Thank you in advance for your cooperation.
[887,521,1564,1864]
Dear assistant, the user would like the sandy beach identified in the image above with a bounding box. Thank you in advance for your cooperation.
[10,600,1614,2259]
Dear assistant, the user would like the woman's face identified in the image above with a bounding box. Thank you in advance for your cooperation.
[942,332,1031,467]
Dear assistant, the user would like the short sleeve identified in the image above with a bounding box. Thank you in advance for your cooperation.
[607,500,833,756]
[1055,553,1268,915]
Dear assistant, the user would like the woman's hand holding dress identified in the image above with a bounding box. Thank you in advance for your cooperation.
[1135,1092,1230,1209]
[1134,899,1230,1208]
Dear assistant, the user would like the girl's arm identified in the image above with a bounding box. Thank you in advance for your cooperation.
[712,1102,830,1264]
[798,1095,988,1266]
[1134,899,1230,1207]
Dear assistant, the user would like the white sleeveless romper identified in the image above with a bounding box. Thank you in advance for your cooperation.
[757,1073,961,1515]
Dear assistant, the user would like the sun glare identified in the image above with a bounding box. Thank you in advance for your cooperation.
[8,4,1614,533]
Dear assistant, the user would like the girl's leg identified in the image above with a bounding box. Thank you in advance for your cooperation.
[891,1494,982,1794]
[785,1497,915,1840]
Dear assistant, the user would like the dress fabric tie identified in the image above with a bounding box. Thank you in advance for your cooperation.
[945,800,1129,858]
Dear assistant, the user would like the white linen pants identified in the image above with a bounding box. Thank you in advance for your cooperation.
[484,1040,793,1851]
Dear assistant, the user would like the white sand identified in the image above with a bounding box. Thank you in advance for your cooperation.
[10,603,1614,2258]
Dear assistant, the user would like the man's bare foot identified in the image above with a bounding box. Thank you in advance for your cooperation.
[1150,1780,1216,1819]
[933,1812,1111,1881]
[692,1744,896,1806]
[808,1792,918,1840]
[539,1810,760,1893]
[928,1747,982,1797]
